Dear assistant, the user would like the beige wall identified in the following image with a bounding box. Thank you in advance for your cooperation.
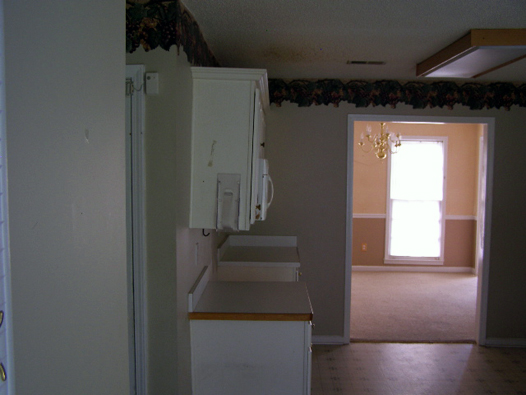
[126,48,217,394]
[6,2,130,393]
[249,101,526,342]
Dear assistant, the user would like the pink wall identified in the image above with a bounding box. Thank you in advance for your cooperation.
[353,122,482,216]
[352,218,476,268]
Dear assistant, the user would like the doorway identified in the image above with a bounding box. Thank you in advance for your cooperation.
[344,115,494,345]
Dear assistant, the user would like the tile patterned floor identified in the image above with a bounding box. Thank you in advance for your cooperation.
[312,343,526,394]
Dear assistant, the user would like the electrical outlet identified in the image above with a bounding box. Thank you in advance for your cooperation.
[361,243,367,252]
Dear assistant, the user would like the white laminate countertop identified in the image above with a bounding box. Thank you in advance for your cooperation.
[188,281,313,321]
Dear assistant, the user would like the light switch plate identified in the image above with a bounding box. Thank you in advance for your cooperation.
[145,72,159,95]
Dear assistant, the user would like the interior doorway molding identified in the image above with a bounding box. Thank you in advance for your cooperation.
[126,64,148,395]
[345,114,495,346]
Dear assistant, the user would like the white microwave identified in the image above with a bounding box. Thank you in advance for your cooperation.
[255,159,273,221]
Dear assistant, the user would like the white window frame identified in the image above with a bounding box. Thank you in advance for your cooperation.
[384,136,448,265]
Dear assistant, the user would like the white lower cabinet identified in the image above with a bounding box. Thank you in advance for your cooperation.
[190,319,312,395]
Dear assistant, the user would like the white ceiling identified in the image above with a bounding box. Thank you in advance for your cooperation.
[181,0,526,82]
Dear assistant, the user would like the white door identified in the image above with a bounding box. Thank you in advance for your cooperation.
[0,3,14,392]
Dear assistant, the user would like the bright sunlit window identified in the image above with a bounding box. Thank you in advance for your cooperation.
[386,137,447,263]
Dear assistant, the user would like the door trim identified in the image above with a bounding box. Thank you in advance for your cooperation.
[0,3,15,389]
[126,64,147,394]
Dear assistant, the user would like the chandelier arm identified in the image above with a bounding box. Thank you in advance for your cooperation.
[357,122,402,160]
[366,135,376,144]
[359,143,374,154]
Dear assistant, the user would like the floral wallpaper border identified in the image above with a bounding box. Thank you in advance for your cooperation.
[126,0,219,67]
[269,79,526,111]
[126,0,526,111]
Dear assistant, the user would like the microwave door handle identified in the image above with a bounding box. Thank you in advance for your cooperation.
[267,174,274,208]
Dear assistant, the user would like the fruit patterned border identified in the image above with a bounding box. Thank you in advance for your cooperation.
[268,79,526,110]
[126,0,219,67]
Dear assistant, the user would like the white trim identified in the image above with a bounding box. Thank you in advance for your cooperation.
[312,335,347,345]
[353,213,386,219]
[347,114,495,347]
[476,120,495,346]
[0,5,15,390]
[126,64,147,395]
[445,215,477,220]
[384,258,444,265]
[485,338,526,348]
[352,265,474,273]
[343,118,355,345]
[474,135,485,278]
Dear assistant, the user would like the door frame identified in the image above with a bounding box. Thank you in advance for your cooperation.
[0,3,15,389]
[345,114,495,345]
[126,65,147,394]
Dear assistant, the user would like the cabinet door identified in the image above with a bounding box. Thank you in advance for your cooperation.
[189,67,269,231]
[190,79,254,230]
[191,320,309,395]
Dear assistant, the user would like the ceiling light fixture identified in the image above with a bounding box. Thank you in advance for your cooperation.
[417,29,526,78]
[358,122,401,160]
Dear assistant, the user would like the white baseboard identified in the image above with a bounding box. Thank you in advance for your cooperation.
[484,338,526,347]
[312,335,348,345]
[352,265,474,273]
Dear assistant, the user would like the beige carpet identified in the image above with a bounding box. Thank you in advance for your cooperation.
[350,271,478,342]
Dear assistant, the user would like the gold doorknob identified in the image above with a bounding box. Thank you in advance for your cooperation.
[0,362,6,382]
[0,310,4,328]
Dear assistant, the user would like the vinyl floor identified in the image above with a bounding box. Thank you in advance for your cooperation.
[312,342,526,394]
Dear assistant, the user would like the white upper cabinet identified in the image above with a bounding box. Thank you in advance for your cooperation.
[189,67,270,231]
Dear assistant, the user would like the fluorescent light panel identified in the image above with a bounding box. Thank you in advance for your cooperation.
[417,29,526,78]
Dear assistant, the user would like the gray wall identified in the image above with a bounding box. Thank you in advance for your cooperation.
[126,48,217,394]
[5,1,130,394]
[250,101,526,342]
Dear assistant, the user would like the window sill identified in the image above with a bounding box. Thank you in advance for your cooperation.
[384,258,444,266]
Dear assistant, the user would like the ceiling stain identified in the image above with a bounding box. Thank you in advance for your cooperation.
[262,45,331,63]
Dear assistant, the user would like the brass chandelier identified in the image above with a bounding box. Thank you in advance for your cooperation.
[358,122,402,160]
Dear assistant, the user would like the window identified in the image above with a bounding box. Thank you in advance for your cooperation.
[385,137,447,264]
